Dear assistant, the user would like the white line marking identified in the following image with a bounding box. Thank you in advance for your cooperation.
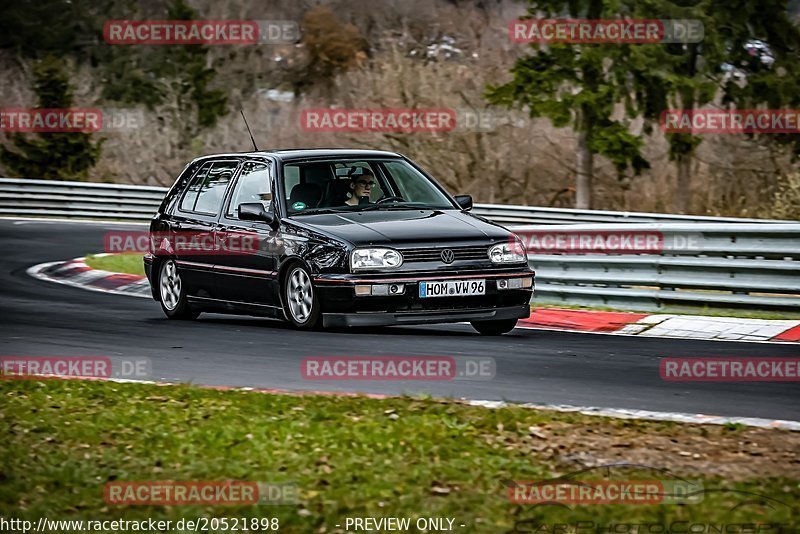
[466,399,800,431]
[45,375,800,431]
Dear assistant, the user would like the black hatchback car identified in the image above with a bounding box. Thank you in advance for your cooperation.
[144,149,534,335]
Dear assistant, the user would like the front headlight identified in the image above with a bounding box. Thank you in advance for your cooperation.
[350,248,403,270]
[488,237,527,264]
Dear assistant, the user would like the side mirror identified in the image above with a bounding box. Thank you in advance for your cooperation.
[454,194,473,211]
[238,202,279,229]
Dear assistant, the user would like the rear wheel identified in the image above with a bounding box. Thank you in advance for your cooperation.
[470,318,518,336]
[158,259,199,320]
[283,264,321,329]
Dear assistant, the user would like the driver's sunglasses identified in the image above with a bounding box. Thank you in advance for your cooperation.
[356,180,375,187]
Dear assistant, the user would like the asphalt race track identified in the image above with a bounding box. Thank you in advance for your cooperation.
[1,219,798,421]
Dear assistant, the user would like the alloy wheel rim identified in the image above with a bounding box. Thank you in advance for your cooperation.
[287,268,313,323]
[159,260,181,311]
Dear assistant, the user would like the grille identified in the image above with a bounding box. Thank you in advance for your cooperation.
[400,245,489,263]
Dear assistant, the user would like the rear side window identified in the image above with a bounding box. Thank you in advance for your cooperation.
[180,160,239,215]
[179,162,211,212]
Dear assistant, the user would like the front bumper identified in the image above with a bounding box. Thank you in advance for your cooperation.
[322,303,531,327]
[315,268,534,327]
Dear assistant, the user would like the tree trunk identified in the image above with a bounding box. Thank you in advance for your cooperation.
[673,45,699,214]
[675,153,691,214]
[575,131,593,209]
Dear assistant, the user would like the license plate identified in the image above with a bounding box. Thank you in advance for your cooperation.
[419,279,485,298]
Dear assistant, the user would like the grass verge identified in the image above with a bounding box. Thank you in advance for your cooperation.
[1,379,797,532]
[84,253,145,276]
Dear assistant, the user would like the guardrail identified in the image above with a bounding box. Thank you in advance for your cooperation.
[0,177,792,224]
[513,223,800,310]
[0,178,167,221]
[471,203,788,225]
[1,178,798,310]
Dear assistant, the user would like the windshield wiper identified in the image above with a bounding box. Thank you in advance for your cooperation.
[355,203,430,212]
[291,208,346,215]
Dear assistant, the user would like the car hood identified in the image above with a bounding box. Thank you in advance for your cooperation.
[289,209,510,246]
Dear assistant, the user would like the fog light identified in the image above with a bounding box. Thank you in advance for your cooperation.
[354,283,406,296]
[373,283,405,296]
[372,284,389,296]
[497,277,533,290]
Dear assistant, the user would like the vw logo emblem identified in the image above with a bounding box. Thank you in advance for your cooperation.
[441,249,455,264]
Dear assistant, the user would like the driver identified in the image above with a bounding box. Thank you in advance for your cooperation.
[344,167,376,206]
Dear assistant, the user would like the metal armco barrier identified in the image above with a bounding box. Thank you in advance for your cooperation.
[512,223,800,310]
[0,178,791,224]
[471,203,788,225]
[0,178,167,221]
[2,178,799,310]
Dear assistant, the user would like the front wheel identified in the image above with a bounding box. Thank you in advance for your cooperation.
[283,265,321,329]
[470,318,518,336]
[158,259,199,320]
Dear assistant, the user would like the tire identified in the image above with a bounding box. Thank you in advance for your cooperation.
[282,264,321,329]
[470,318,518,336]
[158,259,200,320]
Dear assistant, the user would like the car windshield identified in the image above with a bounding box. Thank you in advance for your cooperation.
[281,159,456,215]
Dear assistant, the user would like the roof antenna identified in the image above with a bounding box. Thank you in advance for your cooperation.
[240,109,259,151]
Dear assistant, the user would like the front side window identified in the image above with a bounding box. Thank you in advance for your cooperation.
[383,161,450,206]
[227,161,272,217]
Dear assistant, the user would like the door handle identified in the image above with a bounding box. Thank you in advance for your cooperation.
[214,226,229,253]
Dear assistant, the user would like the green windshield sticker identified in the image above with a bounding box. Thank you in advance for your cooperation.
[291,201,306,210]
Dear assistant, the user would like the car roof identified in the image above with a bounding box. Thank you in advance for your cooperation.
[193,148,403,163]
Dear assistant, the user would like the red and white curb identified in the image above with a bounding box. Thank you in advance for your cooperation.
[519,308,800,344]
[28,256,800,344]
[36,375,800,431]
[27,255,151,298]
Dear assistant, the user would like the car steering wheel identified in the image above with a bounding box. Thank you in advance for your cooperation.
[376,195,405,204]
